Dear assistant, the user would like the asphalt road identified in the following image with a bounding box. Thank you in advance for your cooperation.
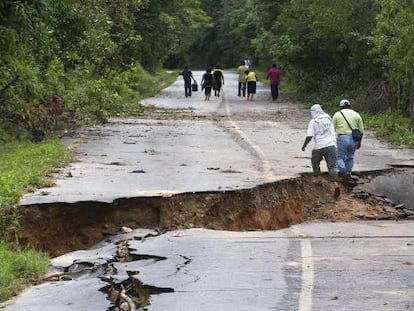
[4,71,414,311]
[3,223,413,311]
[20,71,414,205]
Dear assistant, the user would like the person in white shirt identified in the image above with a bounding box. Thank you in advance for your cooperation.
[302,103,340,197]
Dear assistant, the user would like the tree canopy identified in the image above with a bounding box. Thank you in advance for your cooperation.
[1,0,414,141]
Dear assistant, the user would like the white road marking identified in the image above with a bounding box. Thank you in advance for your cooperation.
[223,85,314,309]
[292,227,314,311]
[222,93,274,181]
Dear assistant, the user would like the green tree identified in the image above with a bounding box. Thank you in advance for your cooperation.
[131,0,210,71]
[257,0,378,95]
[372,0,414,118]
[171,0,255,69]
[0,0,210,140]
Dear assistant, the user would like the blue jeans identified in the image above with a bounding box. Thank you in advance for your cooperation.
[336,134,356,174]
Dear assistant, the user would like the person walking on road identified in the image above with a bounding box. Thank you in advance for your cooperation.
[213,65,224,97]
[237,60,248,97]
[332,99,364,186]
[179,66,197,98]
[266,64,282,101]
[245,69,258,101]
[302,104,340,197]
[200,68,215,101]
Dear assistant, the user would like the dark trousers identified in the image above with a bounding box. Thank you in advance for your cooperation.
[270,84,279,100]
[184,81,192,97]
[311,145,339,181]
[238,82,246,96]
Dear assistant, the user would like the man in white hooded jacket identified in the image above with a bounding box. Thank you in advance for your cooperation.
[302,103,340,197]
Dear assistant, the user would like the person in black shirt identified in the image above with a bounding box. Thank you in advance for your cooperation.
[179,66,196,98]
[201,68,215,101]
[213,65,224,97]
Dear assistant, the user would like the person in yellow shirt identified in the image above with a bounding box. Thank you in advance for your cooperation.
[332,99,364,185]
[245,69,258,101]
[237,60,248,97]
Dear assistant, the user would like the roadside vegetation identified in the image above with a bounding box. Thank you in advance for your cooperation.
[0,139,68,301]
[0,69,176,302]
[1,0,414,304]
[0,242,49,302]
[364,112,414,148]
[0,140,69,232]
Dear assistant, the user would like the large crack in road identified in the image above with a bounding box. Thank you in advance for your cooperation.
[13,168,414,311]
[13,168,414,310]
[7,73,414,310]
[17,168,414,258]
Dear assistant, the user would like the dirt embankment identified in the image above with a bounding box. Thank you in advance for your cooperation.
[16,170,411,257]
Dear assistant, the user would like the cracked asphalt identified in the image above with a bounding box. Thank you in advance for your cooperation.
[3,71,414,311]
[20,71,414,205]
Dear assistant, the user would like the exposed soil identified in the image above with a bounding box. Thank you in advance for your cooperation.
[16,169,411,257]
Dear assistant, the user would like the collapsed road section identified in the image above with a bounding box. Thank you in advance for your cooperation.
[8,166,414,311]
[16,168,414,257]
[6,73,414,311]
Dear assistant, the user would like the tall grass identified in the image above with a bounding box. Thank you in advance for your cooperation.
[0,242,49,302]
[364,111,414,148]
[0,139,69,212]
[0,139,69,303]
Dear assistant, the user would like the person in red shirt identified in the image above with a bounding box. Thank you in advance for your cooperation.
[266,64,282,101]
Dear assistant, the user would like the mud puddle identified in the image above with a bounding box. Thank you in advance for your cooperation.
[16,168,414,258]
